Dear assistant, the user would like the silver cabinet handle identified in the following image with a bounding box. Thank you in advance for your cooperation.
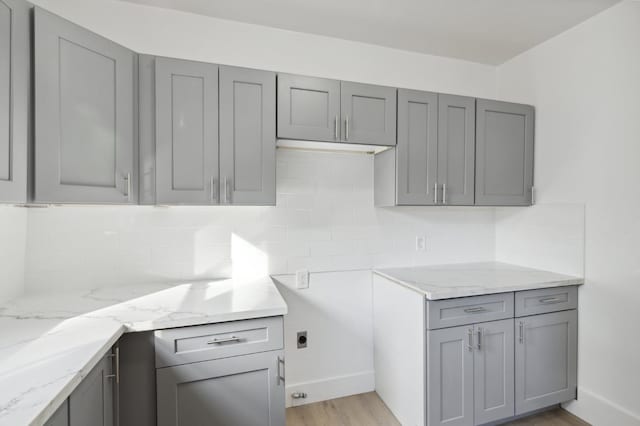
[539,296,561,304]
[345,115,349,141]
[222,177,231,204]
[464,307,487,313]
[477,328,482,351]
[210,177,217,202]
[443,183,447,204]
[519,321,524,344]
[467,328,473,352]
[105,346,120,384]
[433,182,438,204]
[123,173,131,202]
[207,335,242,345]
[277,356,285,385]
[334,115,339,140]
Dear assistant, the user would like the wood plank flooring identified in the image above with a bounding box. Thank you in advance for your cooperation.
[286,392,590,426]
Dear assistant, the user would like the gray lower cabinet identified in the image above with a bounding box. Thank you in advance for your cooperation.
[154,57,219,205]
[157,350,285,426]
[475,99,534,206]
[219,66,276,205]
[0,0,29,203]
[44,400,69,426]
[515,310,577,415]
[277,74,341,142]
[34,8,137,204]
[341,81,396,146]
[427,325,474,426]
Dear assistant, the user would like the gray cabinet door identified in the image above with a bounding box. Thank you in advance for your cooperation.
[473,319,515,424]
[475,99,534,206]
[69,354,115,426]
[515,310,577,415]
[396,89,438,205]
[427,325,473,426]
[438,94,475,206]
[155,57,219,204]
[0,0,28,203]
[341,82,396,146]
[44,400,69,426]
[219,66,276,205]
[34,8,137,204]
[156,350,285,426]
[277,74,340,142]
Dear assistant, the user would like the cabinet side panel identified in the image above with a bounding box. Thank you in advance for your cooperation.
[119,331,156,426]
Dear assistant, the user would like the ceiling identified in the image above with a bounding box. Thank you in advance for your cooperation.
[122,0,619,64]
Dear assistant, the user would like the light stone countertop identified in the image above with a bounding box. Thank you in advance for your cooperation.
[0,277,287,426]
[373,262,583,300]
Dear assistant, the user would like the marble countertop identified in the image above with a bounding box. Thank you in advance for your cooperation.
[0,277,287,426]
[373,262,583,300]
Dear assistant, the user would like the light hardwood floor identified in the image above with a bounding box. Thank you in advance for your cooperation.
[286,392,590,426]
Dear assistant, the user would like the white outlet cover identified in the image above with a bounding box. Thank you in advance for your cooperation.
[416,236,427,251]
[295,269,309,289]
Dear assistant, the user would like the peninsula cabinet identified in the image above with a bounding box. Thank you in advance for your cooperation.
[277,74,396,146]
[475,99,535,206]
[0,0,29,203]
[34,8,137,204]
[139,59,276,205]
[374,90,475,206]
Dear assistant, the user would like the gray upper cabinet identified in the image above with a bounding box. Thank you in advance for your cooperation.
[277,74,340,142]
[473,319,515,424]
[69,352,116,426]
[34,8,137,204]
[156,350,285,426]
[341,81,396,146]
[515,310,577,415]
[155,57,219,205]
[219,66,276,205]
[438,94,475,205]
[396,89,438,205]
[475,99,534,206]
[0,0,28,203]
[427,325,474,426]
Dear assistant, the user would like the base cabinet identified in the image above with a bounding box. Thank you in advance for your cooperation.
[515,310,578,415]
[157,350,285,426]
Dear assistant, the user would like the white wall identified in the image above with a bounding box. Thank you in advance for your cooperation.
[29,0,497,99]
[497,1,640,423]
[0,207,27,303]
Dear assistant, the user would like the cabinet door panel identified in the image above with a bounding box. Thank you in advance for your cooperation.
[427,325,473,426]
[155,57,218,204]
[69,354,115,426]
[515,310,577,415]
[219,66,276,205]
[474,319,515,424]
[277,74,340,142]
[44,400,68,426]
[341,82,396,146]
[396,89,438,205]
[35,8,136,203]
[438,94,475,205]
[0,0,28,203]
[476,99,534,206]
[157,350,285,426]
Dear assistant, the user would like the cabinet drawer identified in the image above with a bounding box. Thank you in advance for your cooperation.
[515,286,577,317]
[426,293,514,329]
[155,316,283,368]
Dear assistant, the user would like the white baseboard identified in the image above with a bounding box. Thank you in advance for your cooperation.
[285,370,375,408]
[563,387,640,426]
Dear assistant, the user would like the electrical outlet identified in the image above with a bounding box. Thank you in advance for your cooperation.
[297,331,308,348]
[416,236,427,251]
[296,269,309,289]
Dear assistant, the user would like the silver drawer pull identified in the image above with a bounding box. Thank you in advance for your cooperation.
[207,336,242,345]
[464,307,487,313]
[539,297,561,304]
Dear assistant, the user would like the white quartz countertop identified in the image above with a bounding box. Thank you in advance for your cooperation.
[373,262,583,300]
[0,277,287,426]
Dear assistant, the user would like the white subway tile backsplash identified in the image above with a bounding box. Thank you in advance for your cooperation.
[21,150,496,292]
